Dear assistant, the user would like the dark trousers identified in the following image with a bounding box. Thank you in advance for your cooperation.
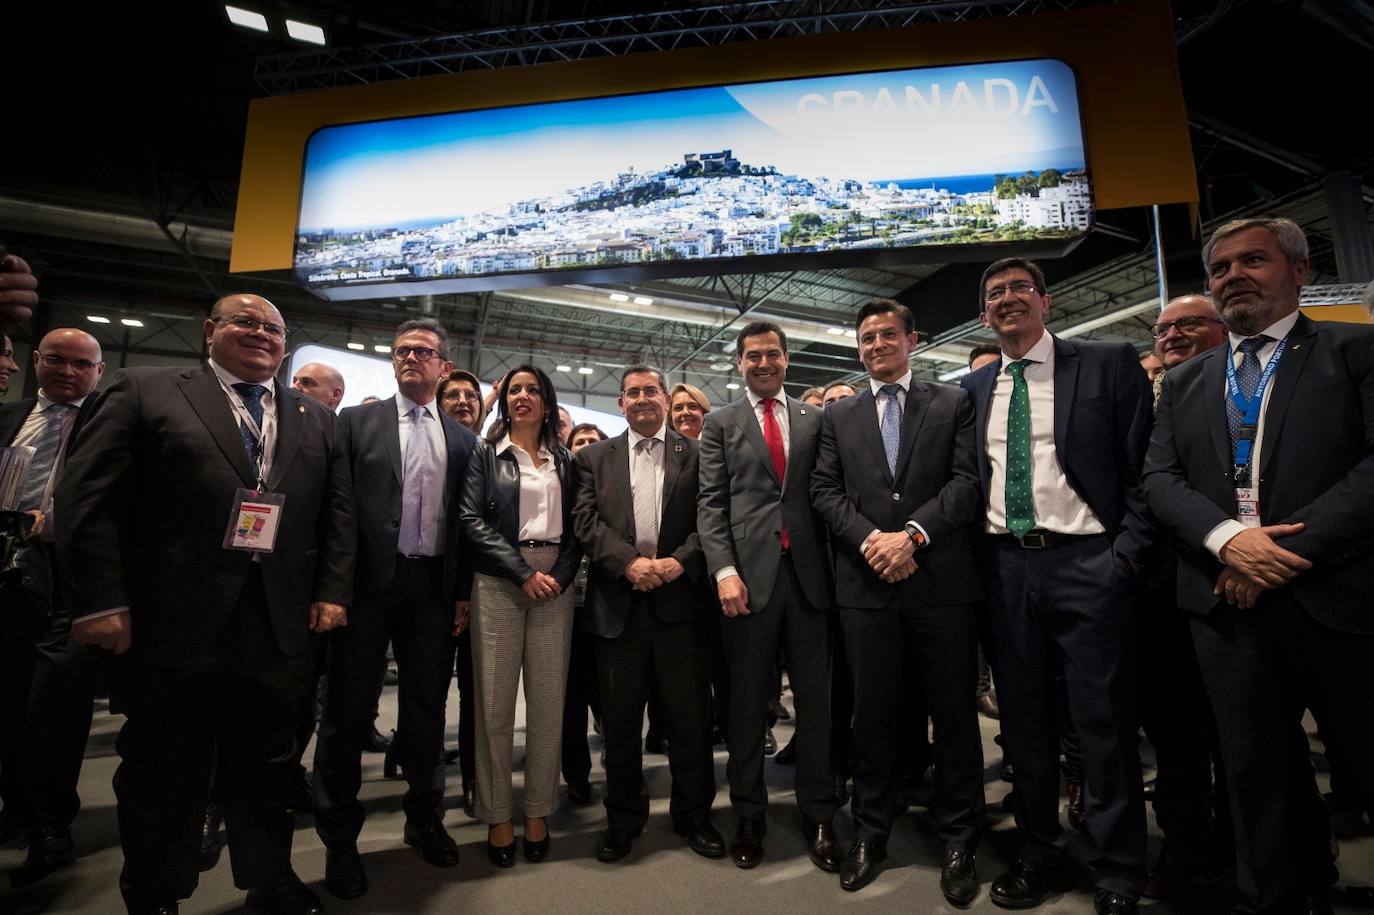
[842,594,985,848]
[986,535,1146,898]
[561,626,598,785]
[114,568,313,910]
[710,616,731,737]
[0,632,36,823]
[595,602,715,833]
[830,619,853,776]
[1191,594,1374,913]
[313,555,452,847]
[453,631,475,786]
[722,554,835,825]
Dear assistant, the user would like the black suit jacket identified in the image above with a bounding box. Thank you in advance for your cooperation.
[811,380,983,608]
[333,397,476,605]
[1142,313,1374,632]
[572,428,707,639]
[0,397,36,445]
[53,363,352,667]
[961,334,1154,564]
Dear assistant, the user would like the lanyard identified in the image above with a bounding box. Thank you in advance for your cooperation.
[216,375,274,489]
[1225,335,1287,472]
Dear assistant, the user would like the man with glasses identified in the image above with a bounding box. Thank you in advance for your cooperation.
[59,294,351,914]
[1,328,103,868]
[961,259,1153,915]
[313,318,478,899]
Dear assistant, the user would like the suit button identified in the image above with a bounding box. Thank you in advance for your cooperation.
[893,492,900,501]
[390,518,399,527]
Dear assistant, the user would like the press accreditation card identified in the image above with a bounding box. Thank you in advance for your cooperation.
[1234,487,1260,529]
[224,489,285,552]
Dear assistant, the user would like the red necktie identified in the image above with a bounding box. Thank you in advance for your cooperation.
[762,398,790,549]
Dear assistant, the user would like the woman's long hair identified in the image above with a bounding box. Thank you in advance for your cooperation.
[484,364,563,455]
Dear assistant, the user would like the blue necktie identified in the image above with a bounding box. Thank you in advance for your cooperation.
[1225,336,1269,488]
[880,383,902,477]
[17,403,72,511]
[232,383,267,467]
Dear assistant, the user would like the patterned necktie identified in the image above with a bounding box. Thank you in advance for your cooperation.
[232,382,267,466]
[1225,335,1270,488]
[632,437,660,557]
[17,402,72,511]
[879,383,902,477]
[399,406,431,555]
[761,399,790,549]
[1004,360,1037,539]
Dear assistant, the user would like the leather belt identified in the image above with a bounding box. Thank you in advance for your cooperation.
[518,539,558,549]
[991,529,1101,550]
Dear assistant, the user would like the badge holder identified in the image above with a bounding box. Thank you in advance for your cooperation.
[223,489,285,553]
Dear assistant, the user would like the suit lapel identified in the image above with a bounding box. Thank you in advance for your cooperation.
[0,399,36,445]
[266,386,304,490]
[609,434,633,537]
[438,411,463,503]
[1052,336,1079,470]
[180,364,256,487]
[383,397,403,487]
[661,428,683,512]
[1201,348,1233,472]
[967,365,996,489]
[1258,313,1316,477]
[893,381,931,484]
[853,388,892,486]
[733,399,779,486]
[784,396,810,487]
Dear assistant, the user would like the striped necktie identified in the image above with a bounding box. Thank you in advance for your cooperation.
[17,402,72,511]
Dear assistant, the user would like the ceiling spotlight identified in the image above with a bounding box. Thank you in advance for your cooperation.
[632,296,653,306]
[285,19,326,45]
[608,293,630,303]
[710,362,732,371]
[120,318,144,328]
[224,5,269,31]
[373,344,391,354]
[577,366,594,375]
[825,326,846,336]
[555,364,572,372]
[725,382,741,390]
[86,315,111,324]
[346,342,365,351]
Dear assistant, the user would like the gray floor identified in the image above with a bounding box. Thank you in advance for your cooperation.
[3,681,1371,914]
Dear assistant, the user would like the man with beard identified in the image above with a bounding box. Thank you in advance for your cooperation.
[1143,218,1374,915]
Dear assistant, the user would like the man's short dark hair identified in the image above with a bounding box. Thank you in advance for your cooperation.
[620,363,668,393]
[734,321,788,356]
[855,298,915,334]
[394,318,450,359]
[568,422,608,445]
[968,343,1002,368]
[978,257,1047,311]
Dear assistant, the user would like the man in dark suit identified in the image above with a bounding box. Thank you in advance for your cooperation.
[572,364,723,863]
[0,328,104,876]
[1143,217,1374,915]
[697,320,840,873]
[961,258,1153,915]
[60,293,351,915]
[313,318,476,898]
[811,299,986,901]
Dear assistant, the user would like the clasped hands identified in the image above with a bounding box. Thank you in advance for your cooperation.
[624,556,685,592]
[863,531,918,583]
[1214,522,1311,609]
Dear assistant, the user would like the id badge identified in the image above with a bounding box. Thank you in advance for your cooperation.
[224,489,285,552]
[1234,487,1260,529]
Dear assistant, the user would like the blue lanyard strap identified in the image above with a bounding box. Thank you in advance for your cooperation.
[1225,335,1287,471]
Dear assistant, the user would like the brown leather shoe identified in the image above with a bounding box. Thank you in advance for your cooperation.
[977,694,1001,719]
[1066,781,1087,833]
[804,820,843,873]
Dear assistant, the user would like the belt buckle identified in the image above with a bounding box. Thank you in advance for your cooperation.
[1021,531,1049,549]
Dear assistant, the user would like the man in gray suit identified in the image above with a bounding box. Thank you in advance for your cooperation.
[697,320,840,873]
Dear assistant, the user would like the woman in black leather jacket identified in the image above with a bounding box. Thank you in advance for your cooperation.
[458,364,581,868]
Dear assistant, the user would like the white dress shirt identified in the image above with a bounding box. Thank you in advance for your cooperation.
[396,393,448,556]
[497,435,563,542]
[627,423,667,528]
[1202,309,1302,559]
[11,389,89,524]
[984,330,1105,536]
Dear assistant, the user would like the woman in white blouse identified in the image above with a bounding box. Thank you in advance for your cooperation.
[458,365,581,867]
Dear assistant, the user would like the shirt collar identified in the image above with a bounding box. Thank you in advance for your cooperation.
[209,358,276,396]
[628,423,668,449]
[396,392,439,421]
[868,370,912,397]
[34,390,88,411]
[496,434,551,463]
[746,388,786,411]
[1000,329,1053,369]
[1227,309,1300,350]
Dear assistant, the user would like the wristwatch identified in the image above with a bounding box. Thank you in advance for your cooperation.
[903,521,927,549]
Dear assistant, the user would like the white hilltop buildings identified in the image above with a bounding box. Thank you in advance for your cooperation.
[995,172,1092,230]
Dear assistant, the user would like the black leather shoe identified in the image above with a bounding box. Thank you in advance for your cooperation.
[27,824,77,869]
[462,780,476,818]
[1066,781,1087,832]
[523,829,550,863]
[805,820,843,873]
[324,845,367,899]
[1143,841,1204,901]
[774,739,796,765]
[363,726,393,753]
[404,820,460,867]
[383,742,401,780]
[486,840,516,868]
[763,727,777,756]
[567,779,591,806]
[684,820,727,859]
[199,804,224,872]
[1093,889,1139,915]
[644,730,666,754]
[990,858,1065,909]
[443,747,460,765]
[596,828,635,862]
[839,839,887,891]
[245,871,323,915]
[730,818,764,869]
[941,848,979,906]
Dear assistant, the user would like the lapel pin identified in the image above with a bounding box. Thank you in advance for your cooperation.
[674,443,684,453]
[800,408,807,415]
[298,404,306,413]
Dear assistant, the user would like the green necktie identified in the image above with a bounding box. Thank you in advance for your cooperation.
[1004,359,1036,539]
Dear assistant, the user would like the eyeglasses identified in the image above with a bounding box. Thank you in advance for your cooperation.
[1149,315,1222,338]
[444,388,480,402]
[393,346,443,362]
[37,352,103,372]
[984,281,1041,304]
[622,385,663,401]
[216,314,289,338]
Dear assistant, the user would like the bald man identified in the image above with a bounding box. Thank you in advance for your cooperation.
[1151,295,1227,375]
[0,328,104,863]
[57,294,351,914]
[292,362,346,412]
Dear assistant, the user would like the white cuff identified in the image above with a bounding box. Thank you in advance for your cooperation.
[714,566,740,585]
[906,521,932,548]
[861,528,881,552]
[1204,520,1248,562]
[74,606,129,625]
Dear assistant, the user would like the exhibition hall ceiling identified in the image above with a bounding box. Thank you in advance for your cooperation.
[4,0,1371,402]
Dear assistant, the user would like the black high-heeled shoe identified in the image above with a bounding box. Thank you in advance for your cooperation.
[383,741,400,780]
[523,830,550,863]
[486,840,516,868]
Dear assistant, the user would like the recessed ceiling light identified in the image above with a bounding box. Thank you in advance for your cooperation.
[710,362,732,371]
[225,5,269,31]
[725,382,740,390]
[632,296,653,306]
[346,342,365,351]
[373,344,391,354]
[285,19,326,45]
[826,327,846,336]
[555,364,572,372]
[120,318,145,327]
[86,315,111,324]
[577,366,594,375]
[608,293,630,303]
